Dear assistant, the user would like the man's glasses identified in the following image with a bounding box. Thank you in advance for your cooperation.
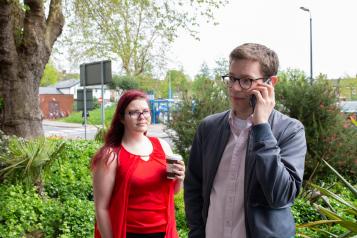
[221,74,268,90]
[127,110,151,119]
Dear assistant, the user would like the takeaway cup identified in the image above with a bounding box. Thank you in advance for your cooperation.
[166,154,183,179]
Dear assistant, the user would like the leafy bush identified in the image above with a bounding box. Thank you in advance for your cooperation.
[296,159,357,237]
[166,76,229,162]
[0,137,193,237]
[292,196,322,225]
[0,137,65,195]
[45,140,100,201]
[0,183,95,238]
[59,105,116,125]
[0,139,98,237]
[58,198,95,237]
[275,69,357,178]
[174,191,189,236]
[0,184,45,237]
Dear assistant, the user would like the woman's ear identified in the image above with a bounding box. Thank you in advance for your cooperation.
[271,76,279,86]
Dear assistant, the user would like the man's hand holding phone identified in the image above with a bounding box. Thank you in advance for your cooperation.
[250,76,277,125]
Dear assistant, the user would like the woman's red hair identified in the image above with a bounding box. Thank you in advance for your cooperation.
[91,90,149,170]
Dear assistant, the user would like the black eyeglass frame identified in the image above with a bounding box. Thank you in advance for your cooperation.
[127,110,151,119]
[221,74,270,89]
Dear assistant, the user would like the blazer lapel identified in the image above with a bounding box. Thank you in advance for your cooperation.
[206,112,231,198]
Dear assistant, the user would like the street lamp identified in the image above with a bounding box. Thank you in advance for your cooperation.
[300,6,313,81]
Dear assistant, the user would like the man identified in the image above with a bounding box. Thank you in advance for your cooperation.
[184,43,306,238]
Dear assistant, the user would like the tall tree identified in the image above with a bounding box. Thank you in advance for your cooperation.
[40,61,60,86]
[64,0,227,76]
[0,0,64,138]
[159,69,190,98]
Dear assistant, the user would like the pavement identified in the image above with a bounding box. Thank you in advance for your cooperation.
[42,120,170,140]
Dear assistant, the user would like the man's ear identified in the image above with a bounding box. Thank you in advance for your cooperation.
[271,76,278,86]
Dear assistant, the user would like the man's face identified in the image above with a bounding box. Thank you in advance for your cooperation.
[228,59,265,115]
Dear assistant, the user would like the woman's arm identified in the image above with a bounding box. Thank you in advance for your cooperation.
[158,138,185,194]
[93,151,118,238]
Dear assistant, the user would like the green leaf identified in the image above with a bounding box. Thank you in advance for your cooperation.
[321,159,357,197]
[309,183,357,213]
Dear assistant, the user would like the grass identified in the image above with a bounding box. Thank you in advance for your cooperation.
[331,77,357,100]
[58,106,116,126]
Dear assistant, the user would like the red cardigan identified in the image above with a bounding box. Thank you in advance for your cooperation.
[94,137,179,238]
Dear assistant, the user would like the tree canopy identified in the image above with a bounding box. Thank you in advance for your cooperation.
[40,62,60,86]
[63,0,227,76]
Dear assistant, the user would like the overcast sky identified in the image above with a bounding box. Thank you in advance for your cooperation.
[167,0,357,79]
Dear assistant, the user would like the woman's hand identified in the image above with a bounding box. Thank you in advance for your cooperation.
[172,160,185,181]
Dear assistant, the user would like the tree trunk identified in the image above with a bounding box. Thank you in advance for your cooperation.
[0,0,64,138]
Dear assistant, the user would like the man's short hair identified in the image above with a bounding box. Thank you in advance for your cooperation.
[229,43,279,77]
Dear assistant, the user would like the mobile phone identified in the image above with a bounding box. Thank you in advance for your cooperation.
[250,77,272,110]
[250,95,256,110]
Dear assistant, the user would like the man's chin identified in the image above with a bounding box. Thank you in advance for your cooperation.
[231,101,251,110]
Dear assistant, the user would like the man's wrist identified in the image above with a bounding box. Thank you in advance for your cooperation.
[252,123,273,142]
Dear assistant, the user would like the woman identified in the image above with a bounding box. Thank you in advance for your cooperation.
[91,90,185,238]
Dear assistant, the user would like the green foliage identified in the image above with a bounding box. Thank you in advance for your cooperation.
[0,183,95,238]
[94,126,108,143]
[213,57,229,80]
[45,140,100,201]
[135,73,162,96]
[0,130,10,164]
[41,62,60,86]
[158,70,191,99]
[330,76,357,100]
[297,160,357,237]
[166,73,229,162]
[0,184,47,237]
[275,69,357,178]
[0,96,4,111]
[0,137,65,190]
[0,137,193,237]
[0,139,99,237]
[3,137,355,237]
[64,0,227,76]
[109,75,140,93]
[59,198,95,237]
[292,196,322,225]
[174,191,189,236]
[59,105,116,125]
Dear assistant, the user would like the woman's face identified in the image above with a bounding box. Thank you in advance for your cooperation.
[122,98,151,134]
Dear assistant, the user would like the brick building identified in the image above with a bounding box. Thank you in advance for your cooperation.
[39,87,74,119]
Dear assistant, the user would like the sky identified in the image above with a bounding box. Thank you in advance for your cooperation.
[55,0,357,80]
[167,0,357,79]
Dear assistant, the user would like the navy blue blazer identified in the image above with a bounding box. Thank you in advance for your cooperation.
[184,110,307,238]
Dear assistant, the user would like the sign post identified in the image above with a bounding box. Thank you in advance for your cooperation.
[80,60,112,139]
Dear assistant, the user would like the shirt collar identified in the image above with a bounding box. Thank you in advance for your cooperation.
[228,110,253,135]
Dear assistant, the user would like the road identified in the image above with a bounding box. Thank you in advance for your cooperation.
[43,120,171,144]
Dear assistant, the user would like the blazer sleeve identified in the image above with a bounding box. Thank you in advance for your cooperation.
[252,121,307,208]
[184,122,205,238]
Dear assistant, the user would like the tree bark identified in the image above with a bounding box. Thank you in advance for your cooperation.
[0,0,64,138]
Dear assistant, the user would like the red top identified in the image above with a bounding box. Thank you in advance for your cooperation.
[125,138,171,233]
[94,137,178,238]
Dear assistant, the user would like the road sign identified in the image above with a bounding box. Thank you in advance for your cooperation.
[77,89,93,111]
[80,60,112,86]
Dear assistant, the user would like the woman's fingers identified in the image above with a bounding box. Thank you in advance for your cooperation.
[172,161,185,180]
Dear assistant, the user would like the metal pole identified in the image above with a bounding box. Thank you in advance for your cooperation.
[300,7,313,83]
[100,61,105,129]
[83,64,87,140]
[168,72,172,122]
[309,15,313,81]
[168,72,172,99]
